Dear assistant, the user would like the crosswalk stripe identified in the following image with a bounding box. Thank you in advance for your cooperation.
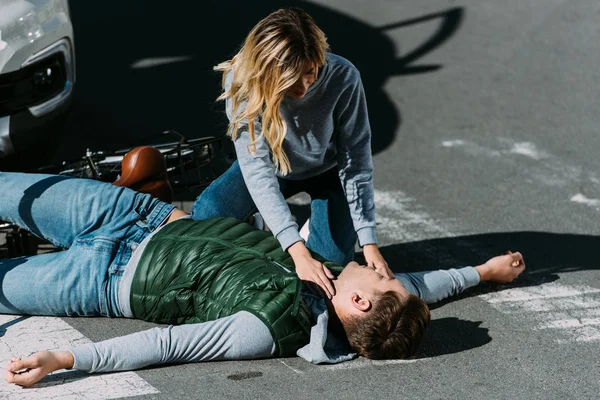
[479,282,600,343]
[0,315,159,399]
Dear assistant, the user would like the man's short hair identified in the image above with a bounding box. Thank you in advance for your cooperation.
[344,292,430,359]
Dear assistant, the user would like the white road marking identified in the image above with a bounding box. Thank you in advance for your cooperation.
[479,282,600,343]
[0,30,7,51]
[570,193,600,208]
[374,189,454,243]
[372,189,493,266]
[279,360,302,374]
[538,318,600,330]
[130,56,194,69]
[479,283,600,303]
[440,139,501,157]
[442,140,467,147]
[441,137,600,204]
[508,142,547,160]
[0,315,159,399]
[323,357,424,371]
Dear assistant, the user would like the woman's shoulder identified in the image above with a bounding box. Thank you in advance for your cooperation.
[325,53,361,83]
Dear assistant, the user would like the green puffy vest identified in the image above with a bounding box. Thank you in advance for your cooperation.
[129,217,339,357]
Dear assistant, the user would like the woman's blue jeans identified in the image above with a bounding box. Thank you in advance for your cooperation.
[191,161,357,265]
[0,172,175,317]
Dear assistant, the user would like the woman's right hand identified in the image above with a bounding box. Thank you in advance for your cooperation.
[288,242,336,298]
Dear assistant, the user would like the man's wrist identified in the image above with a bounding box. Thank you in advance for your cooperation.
[474,264,490,281]
[57,351,75,369]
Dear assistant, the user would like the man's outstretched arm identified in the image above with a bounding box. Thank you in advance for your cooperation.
[4,311,275,387]
[394,252,526,304]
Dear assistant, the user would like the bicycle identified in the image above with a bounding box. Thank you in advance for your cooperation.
[0,130,235,258]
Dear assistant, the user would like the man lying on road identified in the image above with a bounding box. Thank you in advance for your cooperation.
[0,172,525,387]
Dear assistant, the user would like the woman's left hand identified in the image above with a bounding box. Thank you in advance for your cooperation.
[363,244,394,279]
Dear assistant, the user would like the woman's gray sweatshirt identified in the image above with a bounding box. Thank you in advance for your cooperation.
[230,53,377,251]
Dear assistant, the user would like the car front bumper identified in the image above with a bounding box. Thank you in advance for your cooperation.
[0,37,74,157]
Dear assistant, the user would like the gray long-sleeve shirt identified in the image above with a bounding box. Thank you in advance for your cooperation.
[68,266,480,372]
[230,53,377,251]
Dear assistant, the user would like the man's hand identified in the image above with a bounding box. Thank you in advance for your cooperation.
[288,241,336,298]
[363,244,394,279]
[4,351,74,387]
[475,251,526,283]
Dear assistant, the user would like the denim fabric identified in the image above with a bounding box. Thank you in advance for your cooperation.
[0,173,175,317]
[191,161,356,265]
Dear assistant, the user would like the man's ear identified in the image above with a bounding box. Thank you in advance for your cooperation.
[351,292,372,313]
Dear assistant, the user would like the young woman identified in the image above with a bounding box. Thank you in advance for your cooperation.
[192,8,386,298]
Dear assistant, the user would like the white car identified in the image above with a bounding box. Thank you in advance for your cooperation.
[0,0,74,158]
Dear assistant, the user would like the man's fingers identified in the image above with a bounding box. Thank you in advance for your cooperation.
[4,368,15,383]
[6,369,38,387]
[510,252,524,266]
[7,359,26,372]
[9,356,38,372]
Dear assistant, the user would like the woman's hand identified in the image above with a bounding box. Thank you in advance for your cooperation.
[363,244,394,279]
[4,351,74,387]
[475,251,526,283]
[288,241,336,298]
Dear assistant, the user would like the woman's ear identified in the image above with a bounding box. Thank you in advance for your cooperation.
[350,291,372,313]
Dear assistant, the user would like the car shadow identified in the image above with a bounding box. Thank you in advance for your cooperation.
[41,1,463,166]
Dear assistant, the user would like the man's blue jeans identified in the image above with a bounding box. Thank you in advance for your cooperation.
[0,173,175,317]
[191,161,357,265]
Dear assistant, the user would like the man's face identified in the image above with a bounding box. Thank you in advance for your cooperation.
[339,262,409,298]
[287,61,318,99]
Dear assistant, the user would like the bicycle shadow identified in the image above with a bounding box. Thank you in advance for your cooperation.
[42,1,463,166]
[0,316,29,337]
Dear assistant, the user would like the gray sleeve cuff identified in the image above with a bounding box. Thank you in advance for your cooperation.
[356,227,377,247]
[277,225,303,252]
[67,346,93,371]
[458,266,481,289]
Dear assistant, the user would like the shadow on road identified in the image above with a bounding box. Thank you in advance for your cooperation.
[377,231,600,275]
[35,1,463,164]
[416,318,491,358]
[0,315,29,337]
[355,230,600,306]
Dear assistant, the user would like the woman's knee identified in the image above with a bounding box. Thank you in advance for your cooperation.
[190,162,255,220]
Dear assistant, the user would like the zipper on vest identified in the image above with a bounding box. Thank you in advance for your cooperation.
[291,283,303,316]
[267,257,292,273]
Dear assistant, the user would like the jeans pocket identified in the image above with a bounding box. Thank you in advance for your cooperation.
[72,236,120,317]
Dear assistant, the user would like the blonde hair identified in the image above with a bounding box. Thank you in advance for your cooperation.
[214,8,328,175]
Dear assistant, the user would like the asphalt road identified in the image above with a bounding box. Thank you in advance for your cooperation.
[2,0,600,399]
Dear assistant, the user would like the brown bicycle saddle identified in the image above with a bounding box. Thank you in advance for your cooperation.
[113,146,173,203]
